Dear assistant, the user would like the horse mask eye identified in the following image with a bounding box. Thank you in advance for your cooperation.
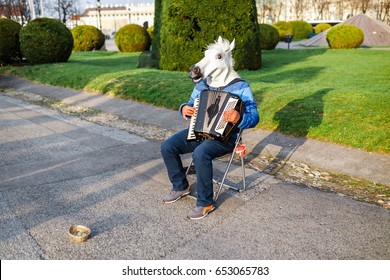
[216,53,222,60]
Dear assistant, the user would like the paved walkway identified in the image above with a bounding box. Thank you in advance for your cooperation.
[0,75,389,260]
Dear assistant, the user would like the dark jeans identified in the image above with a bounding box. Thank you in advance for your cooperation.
[161,128,237,206]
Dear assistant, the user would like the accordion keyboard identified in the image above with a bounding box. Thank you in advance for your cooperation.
[187,98,200,140]
[215,98,239,133]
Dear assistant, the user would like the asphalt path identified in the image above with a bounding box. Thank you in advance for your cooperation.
[0,91,389,260]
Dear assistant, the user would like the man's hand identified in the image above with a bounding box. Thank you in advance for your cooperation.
[223,109,240,124]
[182,105,196,120]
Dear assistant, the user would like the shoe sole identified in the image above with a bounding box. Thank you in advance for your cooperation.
[187,207,215,220]
[163,191,191,204]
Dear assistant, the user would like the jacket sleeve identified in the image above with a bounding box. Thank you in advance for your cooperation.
[237,85,260,130]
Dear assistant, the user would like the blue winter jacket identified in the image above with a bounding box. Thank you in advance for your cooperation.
[179,79,260,130]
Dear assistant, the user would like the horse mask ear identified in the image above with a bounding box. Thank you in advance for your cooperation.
[229,39,235,52]
[216,36,235,53]
[217,36,223,45]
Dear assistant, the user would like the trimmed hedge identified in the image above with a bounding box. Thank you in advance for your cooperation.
[19,18,73,64]
[71,25,105,51]
[326,24,364,49]
[289,20,313,39]
[315,23,332,33]
[259,23,279,50]
[273,21,294,41]
[158,0,261,71]
[0,18,22,64]
[115,24,151,52]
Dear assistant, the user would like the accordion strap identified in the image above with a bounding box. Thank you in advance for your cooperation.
[209,78,243,91]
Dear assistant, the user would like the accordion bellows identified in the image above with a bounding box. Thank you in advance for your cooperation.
[187,90,243,142]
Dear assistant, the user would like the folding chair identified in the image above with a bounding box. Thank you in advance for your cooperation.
[185,129,246,202]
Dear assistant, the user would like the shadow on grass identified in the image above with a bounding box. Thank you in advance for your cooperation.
[253,66,325,85]
[248,88,333,174]
[261,48,328,69]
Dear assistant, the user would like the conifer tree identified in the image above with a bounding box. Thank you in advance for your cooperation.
[158,0,261,71]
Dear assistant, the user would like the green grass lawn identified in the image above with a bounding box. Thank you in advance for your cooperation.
[1,49,389,154]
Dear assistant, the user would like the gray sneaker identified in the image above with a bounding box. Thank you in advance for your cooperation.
[187,205,215,220]
[163,187,190,204]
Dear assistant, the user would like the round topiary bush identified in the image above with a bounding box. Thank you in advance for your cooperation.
[259,23,280,50]
[19,17,73,64]
[273,21,294,41]
[314,23,332,33]
[0,18,22,64]
[326,24,364,49]
[114,24,151,52]
[71,25,105,51]
[289,20,313,39]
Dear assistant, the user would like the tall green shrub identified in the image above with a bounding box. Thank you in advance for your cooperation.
[289,20,313,39]
[273,21,294,40]
[19,18,73,64]
[0,18,22,64]
[71,25,105,51]
[115,24,151,52]
[152,0,162,53]
[259,23,279,50]
[326,24,364,49]
[159,0,261,71]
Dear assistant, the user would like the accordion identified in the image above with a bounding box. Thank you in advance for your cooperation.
[187,90,243,142]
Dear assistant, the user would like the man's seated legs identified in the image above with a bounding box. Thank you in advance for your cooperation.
[160,129,200,203]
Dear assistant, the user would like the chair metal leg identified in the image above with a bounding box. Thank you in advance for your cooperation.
[213,151,246,195]
[214,129,244,202]
[240,154,246,192]
[214,149,238,202]
[185,159,193,176]
[184,159,197,199]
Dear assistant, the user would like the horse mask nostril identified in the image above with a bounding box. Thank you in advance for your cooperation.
[189,66,201,76]
[188,66,203,83]
[193,66,200,74]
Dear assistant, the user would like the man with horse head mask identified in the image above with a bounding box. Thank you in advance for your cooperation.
[161,37,259,220]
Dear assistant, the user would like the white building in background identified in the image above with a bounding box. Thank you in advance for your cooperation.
[71,3,154,36]
[68,1,388,34]
[256,0,389,24]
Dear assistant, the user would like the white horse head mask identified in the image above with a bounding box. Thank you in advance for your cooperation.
[188,36,240,88]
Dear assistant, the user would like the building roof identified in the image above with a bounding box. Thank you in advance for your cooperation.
[302,13,390,47]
